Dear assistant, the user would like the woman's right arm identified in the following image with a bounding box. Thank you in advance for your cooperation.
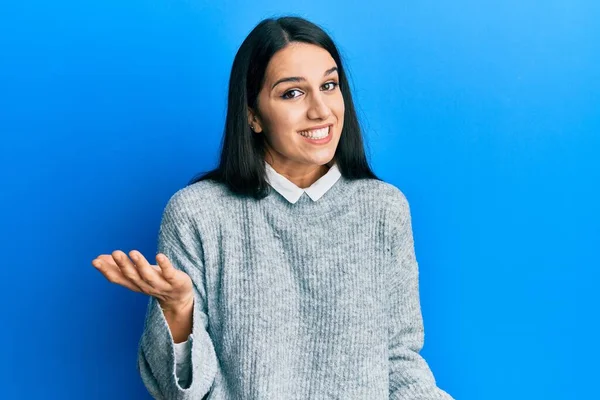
[136,191,218,399]
[93,190,218,399]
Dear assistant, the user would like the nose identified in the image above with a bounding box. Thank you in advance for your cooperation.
[307,93,332,120]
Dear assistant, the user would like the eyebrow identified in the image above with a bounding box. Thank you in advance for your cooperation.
[271,66,338,91]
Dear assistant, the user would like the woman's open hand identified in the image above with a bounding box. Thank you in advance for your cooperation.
[92,250,194,312]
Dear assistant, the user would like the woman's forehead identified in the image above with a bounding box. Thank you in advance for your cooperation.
[265,43,337,81]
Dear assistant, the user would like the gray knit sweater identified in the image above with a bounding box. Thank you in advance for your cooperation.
[137,174,453,400]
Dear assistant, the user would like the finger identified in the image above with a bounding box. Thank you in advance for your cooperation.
[92,257,144,293]
[129,250,171,292]
[111,250,156,294]
[156,253,178,282]
[92,254,124,273]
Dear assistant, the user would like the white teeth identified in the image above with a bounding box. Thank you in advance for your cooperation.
[299,126,330,139]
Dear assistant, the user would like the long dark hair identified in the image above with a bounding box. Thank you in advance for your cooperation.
[188,15,381,199]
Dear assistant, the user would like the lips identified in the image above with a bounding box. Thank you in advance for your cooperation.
[298,126,329,138]
[297,125,333,144]
[298,123,333,134]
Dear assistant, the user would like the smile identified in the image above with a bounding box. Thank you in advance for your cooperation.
[298,125,333,144]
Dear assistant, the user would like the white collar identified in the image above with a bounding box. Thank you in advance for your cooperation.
[264,161,342,204]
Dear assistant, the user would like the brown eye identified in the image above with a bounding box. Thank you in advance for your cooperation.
[281,89,303,100]
[322,82,339,91]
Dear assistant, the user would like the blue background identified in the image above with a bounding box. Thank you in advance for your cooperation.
[1,1,598,399]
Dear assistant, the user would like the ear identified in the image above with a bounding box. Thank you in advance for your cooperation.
[247,108,263,133]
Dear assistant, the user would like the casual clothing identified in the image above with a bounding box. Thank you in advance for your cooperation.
[137,161,453,399]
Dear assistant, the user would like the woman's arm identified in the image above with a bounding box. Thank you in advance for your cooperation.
[161,297,193,344]
[137,190,218,399]
[387,192,454,399]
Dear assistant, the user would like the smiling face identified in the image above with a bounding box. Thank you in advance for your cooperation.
[248,42,345,183]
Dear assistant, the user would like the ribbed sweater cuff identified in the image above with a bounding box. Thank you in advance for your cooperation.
[140,289,217,399]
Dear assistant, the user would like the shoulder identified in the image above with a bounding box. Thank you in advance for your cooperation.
[351,178,411,215]
[162,179,231,222]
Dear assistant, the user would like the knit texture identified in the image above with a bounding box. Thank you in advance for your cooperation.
[137,175,454,400]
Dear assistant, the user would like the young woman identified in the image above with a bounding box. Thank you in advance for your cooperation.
[92,16,453,400]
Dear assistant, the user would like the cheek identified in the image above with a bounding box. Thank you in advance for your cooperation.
[338,103,345,118]
[269,107,305,133]
[262,113,302,146]
[331,93,345,116]
[335,103,345,134]
[334,99,345,124]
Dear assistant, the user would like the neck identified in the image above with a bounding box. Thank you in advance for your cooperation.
[266,160,331,189]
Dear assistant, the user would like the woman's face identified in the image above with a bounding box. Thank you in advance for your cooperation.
[249,42,345,175]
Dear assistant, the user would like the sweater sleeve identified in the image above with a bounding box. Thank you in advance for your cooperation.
[137,192,218,399]
[387,193,454,400]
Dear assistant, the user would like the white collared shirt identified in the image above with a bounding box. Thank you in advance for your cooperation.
[264,161,342,203]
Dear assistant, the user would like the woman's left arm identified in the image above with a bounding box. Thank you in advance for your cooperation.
[387,192,454,400]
